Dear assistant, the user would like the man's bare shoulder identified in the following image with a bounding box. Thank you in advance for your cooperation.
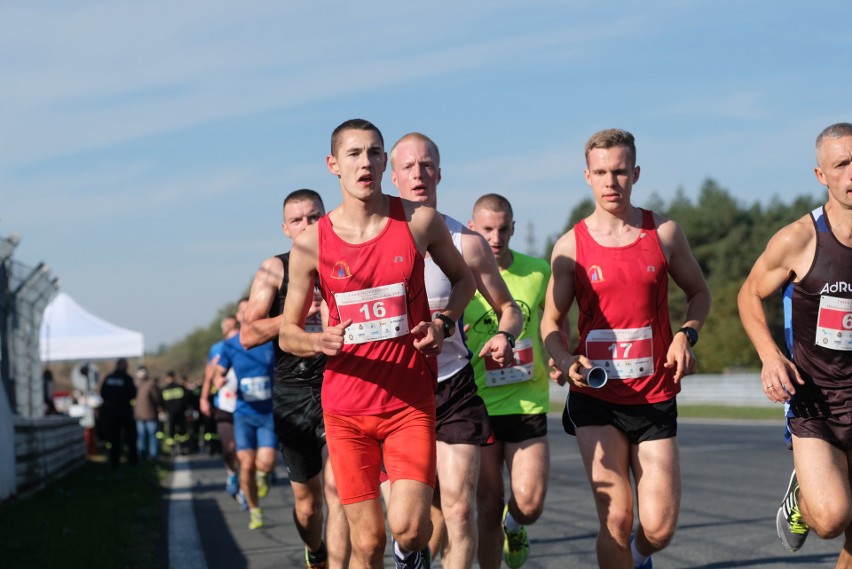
[257,255,285,280]
[404,199,444,246]
[766,213,816,257]
[650,210,681,241]
[551,228,577,260]
[402,197,437,223]
[461,227,499,270]
[290,223,321,262]
[459,227,489,255]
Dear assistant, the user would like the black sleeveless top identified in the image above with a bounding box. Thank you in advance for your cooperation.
[783,207,852,416]
[271,252,326,388]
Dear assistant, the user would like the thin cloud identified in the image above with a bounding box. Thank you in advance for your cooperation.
[659,91,772,120]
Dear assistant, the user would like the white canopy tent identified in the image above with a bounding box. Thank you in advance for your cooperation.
[39,292,144,362]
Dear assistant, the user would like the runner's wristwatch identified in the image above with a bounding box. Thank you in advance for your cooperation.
[495,330,516,348]
[434,313,456,338]
[677,326,699,347]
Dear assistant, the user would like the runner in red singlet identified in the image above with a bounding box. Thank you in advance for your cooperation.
[279,119,475,569]
[541,129,711,569]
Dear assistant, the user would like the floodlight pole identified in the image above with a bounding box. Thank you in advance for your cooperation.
[0,258,14,412]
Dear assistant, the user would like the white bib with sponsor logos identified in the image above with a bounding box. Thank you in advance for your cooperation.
[335,282,409,345]
[239,375,271,402]
[816,295,852,351]
[484,338,535,387]
[585,326,654,380]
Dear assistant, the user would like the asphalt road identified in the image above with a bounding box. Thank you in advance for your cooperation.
[175,416,843,568]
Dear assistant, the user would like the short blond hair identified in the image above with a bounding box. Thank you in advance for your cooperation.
[584,129,636,166]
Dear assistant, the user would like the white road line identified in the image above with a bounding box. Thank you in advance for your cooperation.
[169,456,208,569]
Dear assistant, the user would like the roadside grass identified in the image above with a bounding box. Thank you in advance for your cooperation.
[0,456,166,569]
[677,404,783,420]
[2,404,779,569]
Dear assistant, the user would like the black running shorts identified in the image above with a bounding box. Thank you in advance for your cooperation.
[488,412,547,444]
[435,363,493,445]
[272,383,325,483]
[790,410,852,453]
[564,391,677,444]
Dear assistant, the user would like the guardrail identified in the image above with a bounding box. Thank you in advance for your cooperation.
[14,415,85,498]
[550,372,774,408]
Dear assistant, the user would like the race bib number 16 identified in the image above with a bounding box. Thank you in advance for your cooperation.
[335,282,409,345]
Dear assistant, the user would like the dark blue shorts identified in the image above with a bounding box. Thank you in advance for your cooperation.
[234,412,278,451]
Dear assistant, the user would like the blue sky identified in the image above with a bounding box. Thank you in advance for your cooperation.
[3,1,850,351]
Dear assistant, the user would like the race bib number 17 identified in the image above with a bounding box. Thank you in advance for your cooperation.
[816,295,852,351]
[585,327,654,380]
[335,283,409,345]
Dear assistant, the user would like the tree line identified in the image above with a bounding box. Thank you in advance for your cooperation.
[156,179,824,377]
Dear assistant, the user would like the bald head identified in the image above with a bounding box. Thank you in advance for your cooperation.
[390,132,441,170]
[472,193,514,220]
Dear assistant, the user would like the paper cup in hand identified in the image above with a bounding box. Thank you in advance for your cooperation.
[584,366,608,389]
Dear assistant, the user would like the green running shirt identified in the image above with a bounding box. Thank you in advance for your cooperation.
[464,250,551,415]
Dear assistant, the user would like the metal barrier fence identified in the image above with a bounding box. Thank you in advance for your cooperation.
[0,233,65,501]
[14,415,85,498]
[550,372,773,408]
[0,233,59,419]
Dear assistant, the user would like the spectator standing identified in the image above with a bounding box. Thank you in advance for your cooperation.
[133,366,161,460]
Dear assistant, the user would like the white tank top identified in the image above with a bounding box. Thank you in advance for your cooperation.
[216,369,238,413]
[426,214,472,382]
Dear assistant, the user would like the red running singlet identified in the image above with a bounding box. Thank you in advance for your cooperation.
[573,209,677,405]
[317,196,436,414]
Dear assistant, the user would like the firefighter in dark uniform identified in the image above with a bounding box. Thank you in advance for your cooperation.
[161,371,189,455]
[99,358,138,467]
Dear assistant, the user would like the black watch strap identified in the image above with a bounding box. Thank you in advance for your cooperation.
[677,326,698,347]
[496,330,516,349]
[434,313,455,338]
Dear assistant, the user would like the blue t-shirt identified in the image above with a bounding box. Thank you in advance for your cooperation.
[217,335,274,416]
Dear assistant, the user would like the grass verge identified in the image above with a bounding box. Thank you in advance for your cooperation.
[550,399,782,421]
[0,457,166,569]
[677,404,783,420]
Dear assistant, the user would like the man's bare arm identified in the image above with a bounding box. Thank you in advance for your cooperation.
[660,218,711,382]
[241,257,285,349]
[422,210,475,323]
[462,229,522,363]
[279,228,348,358]
[541,230,591,387]
[738,219,813,400]
[199,358,217,416]
[405,204,475,354]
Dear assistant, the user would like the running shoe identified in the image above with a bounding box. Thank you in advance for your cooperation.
[235,489,248,510]
[502,505,529,569]
[256,471,269,499]
[305,546,329,569]
[249,507,264,530]
[225,473,239,497]
[630,533,653,569]
[777,470,810,552]
[391,538,430,569]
